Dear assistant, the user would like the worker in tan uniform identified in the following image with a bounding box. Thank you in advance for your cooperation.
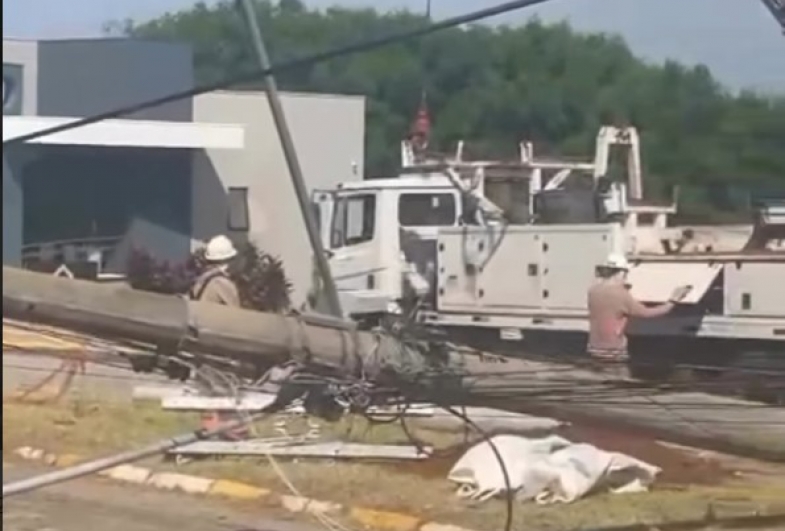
[587,253,691,380]
[189,235,241,306]
[190,235,247,439]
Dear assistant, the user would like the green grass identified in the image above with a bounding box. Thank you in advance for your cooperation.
[4,398,785,531]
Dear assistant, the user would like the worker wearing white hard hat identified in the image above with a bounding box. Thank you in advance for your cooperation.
[190,235,246,439]
[602,253,630,271]
[204,234,239,262]
[586,251,691,380]
[189,235,241,307]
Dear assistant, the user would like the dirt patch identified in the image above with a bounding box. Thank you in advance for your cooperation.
[380,419,732,487]
[557,423,732,486]
[385,444,465,479]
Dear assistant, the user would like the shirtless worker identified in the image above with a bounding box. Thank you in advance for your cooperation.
[587,253,692,380]
[190,235,247,439]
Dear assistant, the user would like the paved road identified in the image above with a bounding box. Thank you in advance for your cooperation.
[3,462,327,531]
[2,351,169,403]
[3,319,172,403]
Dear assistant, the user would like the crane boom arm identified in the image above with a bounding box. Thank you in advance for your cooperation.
[761,0,785,33]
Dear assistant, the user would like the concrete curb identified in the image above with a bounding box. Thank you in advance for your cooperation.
[11,446,478,531]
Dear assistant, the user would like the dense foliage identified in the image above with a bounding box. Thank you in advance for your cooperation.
[121,0,785,221]
[127,242,292,312]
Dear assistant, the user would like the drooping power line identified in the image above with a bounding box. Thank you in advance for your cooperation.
[3,0,554,147]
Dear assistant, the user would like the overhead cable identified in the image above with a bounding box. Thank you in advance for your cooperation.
[2,0,553,147]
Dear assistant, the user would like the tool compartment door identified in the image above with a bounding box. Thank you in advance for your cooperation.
[625,262,722,304]
[724,262,785,317]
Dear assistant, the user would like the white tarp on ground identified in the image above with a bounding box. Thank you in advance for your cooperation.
[447,435,661,504]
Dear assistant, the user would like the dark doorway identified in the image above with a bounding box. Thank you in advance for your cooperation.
[22,145,192,246]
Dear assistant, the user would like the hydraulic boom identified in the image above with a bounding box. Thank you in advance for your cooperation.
[761,0,785,32]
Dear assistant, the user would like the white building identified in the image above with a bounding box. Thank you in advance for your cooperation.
[3,37,366,306]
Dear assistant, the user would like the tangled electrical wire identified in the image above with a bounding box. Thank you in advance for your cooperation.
[242,358,517,531]
[217,311,783,531]
[5,318,785,529]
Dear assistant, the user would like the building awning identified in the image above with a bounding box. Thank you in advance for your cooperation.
[626,261,723,305]
[2,115,245,150]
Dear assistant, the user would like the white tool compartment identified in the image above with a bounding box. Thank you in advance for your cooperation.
[724,262,785,318]
[538,226,621,311]
[436,224,621,314]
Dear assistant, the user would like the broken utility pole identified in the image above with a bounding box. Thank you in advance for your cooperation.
[5,266,785,463]
[1,266,425,382]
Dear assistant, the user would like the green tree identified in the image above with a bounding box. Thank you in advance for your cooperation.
[121,0,785,221]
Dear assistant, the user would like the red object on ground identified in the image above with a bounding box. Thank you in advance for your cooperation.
[200,411,250,441]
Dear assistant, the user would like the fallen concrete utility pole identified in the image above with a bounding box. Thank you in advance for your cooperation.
[5,266,785,462]
[2,266,411,380]
[461,358,785,462]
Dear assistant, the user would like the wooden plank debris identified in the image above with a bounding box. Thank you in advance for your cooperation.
[169,440,433,460]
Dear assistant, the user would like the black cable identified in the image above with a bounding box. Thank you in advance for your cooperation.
[2,0,554,147]
[439,403,514,531]
[390,377,515,531]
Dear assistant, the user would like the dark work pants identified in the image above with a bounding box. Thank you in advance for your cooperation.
[587,350,632,381]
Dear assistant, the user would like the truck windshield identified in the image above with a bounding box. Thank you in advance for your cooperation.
[398,193,456,227]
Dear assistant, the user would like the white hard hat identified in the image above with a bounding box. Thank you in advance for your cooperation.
[603,253,630,271]
[204,235,237,262]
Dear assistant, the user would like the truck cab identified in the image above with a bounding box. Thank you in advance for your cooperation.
[311,175,462,320]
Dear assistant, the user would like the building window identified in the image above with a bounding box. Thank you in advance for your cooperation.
[398,193,456,227]
[330,194,375,248]
[227,187,250,231]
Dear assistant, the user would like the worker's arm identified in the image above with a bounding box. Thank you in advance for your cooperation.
[208,276,242,307]
[622,283,692,318]
[622,290,674,318]
[220,281,242,308]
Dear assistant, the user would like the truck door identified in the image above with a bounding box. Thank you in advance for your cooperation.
[311,190,334,251]
[328,192,381,294]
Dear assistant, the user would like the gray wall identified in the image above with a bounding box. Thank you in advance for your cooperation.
[4,40,37,265]
[36,39,193,121]
[2,146,37,266]
[3,39,39,115]
[192,90,366,306]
